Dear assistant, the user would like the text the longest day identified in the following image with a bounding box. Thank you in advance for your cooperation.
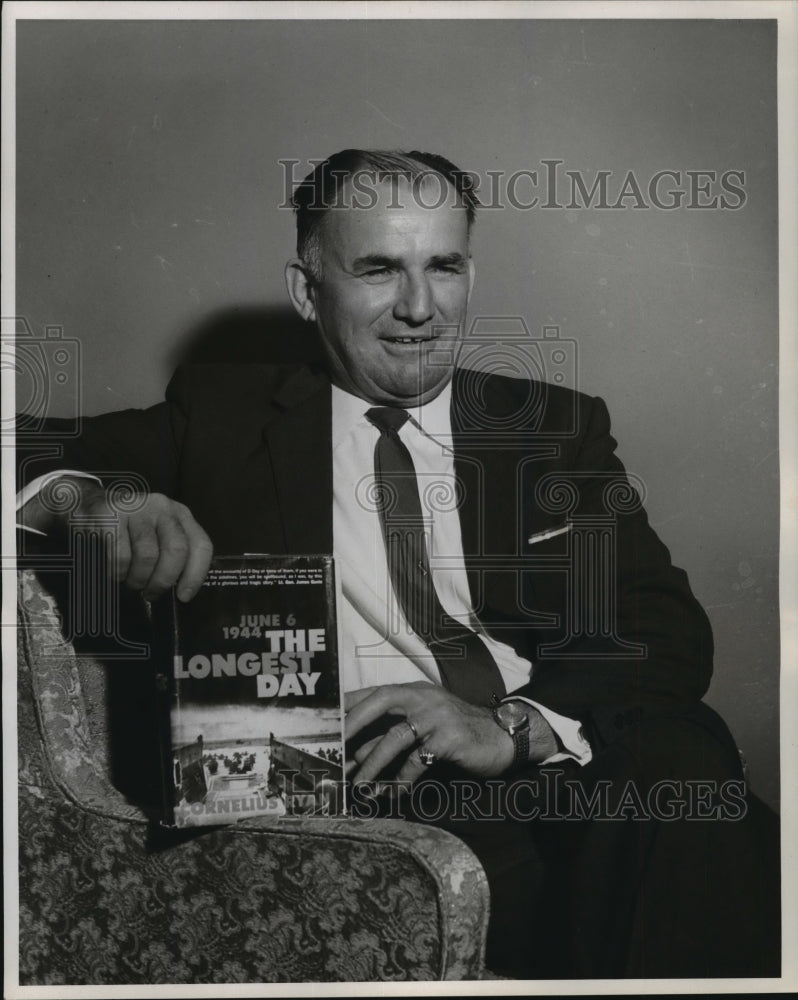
[173,630,327,696]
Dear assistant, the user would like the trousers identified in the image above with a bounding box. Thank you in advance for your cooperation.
[386,700,780,979]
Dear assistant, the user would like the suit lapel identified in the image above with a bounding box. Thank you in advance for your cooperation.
[451,368,517,617]
[450,369,564,624]
[262,366,333,554]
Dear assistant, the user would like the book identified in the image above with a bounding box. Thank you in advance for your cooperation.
[156,554,344,827]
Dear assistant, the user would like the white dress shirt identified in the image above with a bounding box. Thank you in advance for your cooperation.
[331,382,591,765]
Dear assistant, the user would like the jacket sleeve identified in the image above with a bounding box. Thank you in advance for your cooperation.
[514,394,714,747]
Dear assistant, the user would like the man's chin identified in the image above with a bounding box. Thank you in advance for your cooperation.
[332,362,455,407]
[370,375,453,408]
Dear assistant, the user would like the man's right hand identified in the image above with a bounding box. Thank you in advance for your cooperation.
[19,477,213,602]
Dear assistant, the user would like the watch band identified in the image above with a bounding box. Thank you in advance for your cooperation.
[512,726,530,768]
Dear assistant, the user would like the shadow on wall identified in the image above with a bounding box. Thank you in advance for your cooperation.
[166,305,326,369]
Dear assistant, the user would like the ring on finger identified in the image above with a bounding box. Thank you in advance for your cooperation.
[404,718,419,741]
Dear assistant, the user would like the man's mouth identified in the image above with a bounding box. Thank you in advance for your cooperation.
[385,335,431,344]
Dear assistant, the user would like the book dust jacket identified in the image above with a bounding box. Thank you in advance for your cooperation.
[156,555,344,827]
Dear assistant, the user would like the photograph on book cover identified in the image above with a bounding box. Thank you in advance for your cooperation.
[2,0,795,995]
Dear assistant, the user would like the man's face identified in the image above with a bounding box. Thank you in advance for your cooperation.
[302,177,474,407]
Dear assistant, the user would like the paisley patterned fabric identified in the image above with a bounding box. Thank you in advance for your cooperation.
[16,570,494,983]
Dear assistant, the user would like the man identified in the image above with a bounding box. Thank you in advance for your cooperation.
[17,149,778,978]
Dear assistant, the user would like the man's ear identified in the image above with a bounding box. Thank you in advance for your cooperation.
[284,259,317,323]
[466,257,476,307]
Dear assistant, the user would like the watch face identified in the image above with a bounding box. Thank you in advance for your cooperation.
[496,701,528,730]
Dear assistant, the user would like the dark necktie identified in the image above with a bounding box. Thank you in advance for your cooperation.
[366,406,506,705]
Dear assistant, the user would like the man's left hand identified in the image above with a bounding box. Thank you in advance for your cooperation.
[344,682,556,786]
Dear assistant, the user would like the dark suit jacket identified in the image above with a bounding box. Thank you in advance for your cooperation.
[20,362,714,750]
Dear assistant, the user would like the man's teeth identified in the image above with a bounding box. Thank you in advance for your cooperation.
[389,336,427,343]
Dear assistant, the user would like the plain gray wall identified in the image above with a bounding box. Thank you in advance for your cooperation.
[16,19,779,808]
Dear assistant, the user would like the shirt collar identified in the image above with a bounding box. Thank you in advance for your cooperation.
[331,381,454,441]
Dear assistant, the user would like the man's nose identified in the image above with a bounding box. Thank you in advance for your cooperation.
[393,273,434,326]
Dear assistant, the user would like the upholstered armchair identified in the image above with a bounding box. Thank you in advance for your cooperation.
[16,568,498,984]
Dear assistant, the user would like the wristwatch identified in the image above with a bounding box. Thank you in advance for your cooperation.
[490,694,531,769]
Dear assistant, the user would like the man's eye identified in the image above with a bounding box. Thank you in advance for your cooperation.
[431,264,462,275]
[361,267,394,280]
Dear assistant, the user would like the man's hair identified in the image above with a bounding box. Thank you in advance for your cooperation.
[291,149,480,279]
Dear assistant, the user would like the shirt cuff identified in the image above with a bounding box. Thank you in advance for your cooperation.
[16,470,101,535]
[505,696,593,766]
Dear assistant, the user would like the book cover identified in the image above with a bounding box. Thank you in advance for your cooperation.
[156,554,344,827]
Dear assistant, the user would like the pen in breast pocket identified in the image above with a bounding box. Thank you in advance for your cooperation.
[527,524,572,545]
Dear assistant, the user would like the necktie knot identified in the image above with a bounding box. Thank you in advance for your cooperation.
[366,406,411,435]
